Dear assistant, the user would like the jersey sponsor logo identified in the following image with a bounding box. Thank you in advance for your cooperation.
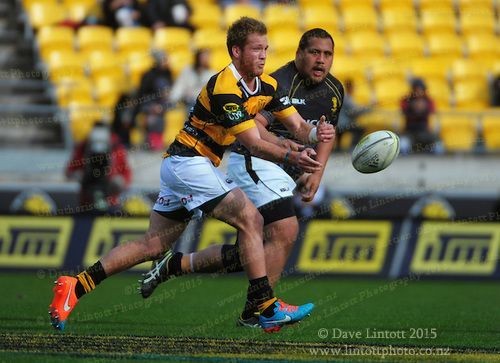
[0,217,72,267]
[331,96,338,114]
[197,219,236,251]
[223,102,244,121]
[279,96,291,106]
[297,221,391,273]
[291,98,306,105]
[83,217,150,270]
[410,222,500,275]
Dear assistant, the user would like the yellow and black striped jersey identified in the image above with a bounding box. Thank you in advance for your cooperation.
[167,63,297,166]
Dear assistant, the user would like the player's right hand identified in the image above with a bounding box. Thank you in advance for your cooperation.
[316,116,335,143]
[291,147,322,173]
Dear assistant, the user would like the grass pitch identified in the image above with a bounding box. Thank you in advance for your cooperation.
[0,272,499,362]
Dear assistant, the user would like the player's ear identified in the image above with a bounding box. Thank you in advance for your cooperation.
[232,45,240,59]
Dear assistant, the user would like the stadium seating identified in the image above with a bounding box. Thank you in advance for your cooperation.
[418,0,455,12]
[77,26,114,54]
[451,59,486,84]
[263,4,300,35]
[193,28,227,52]
[126,51,155,89]
[331,56,368,85]
[426,33,464,59]
[342,7,379,34]
[163,106,187,147]
[189,3,222,31]
[302,5,339,33]
[373,79,408,109]
[378,0,414,13]
[37,26,74,60]
[87,50,124,81]
[481,115,500,151]
[387,32,425,59]
[453,80,489,109]
[61,0,95,23]
[465,34,500,60]
[223,4,260,29]
[153,27,192,53]
[115,27,152,56]
[54,77,93,107]
[168,50,194,78]
[27,2,66,29]
[94,76,125,107]
[420,10,457,36]
[438,114,478,151]
[46,50,86,82]
[268,29,302,59]
[350,80,373,105]
[381,10,418,34]
[459,10,496,37]
[349,32,386,59]
[425,79,452,109]
[368,60,407,83]
[409,57,450,82]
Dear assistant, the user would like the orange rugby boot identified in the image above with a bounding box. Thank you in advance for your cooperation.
[48,276,79,331]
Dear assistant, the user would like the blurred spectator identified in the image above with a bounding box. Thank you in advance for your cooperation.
[169,49,215,112]
[66,122,131,213]
[135,50,173,150]
[337,79,371,150]
[146,0,192,30]
[102,0,143,29]
[112,91,137,148]
[400,78,442,154]
[491,74,500,107]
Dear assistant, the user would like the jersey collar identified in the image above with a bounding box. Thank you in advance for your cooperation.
[229,63,260,96]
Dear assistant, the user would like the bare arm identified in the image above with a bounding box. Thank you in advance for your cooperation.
[236,126,322,173]
[255,113,303,151]
[276,112,334,144]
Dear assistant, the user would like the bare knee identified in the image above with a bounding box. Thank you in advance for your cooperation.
[237,204,264,235]
[266,217,298,251]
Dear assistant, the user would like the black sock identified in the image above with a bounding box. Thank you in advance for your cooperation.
[168,252,183,276]
[75,261,107,298]
[246,276,274,318]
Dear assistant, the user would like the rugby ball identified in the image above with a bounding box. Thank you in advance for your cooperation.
[351,130,400,173]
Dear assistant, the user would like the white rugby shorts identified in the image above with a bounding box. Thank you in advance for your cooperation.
[153,155,237,212]
[227,152,296,208]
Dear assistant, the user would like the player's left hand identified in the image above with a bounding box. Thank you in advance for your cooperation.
[280,138,303,151]
[297,172,322,202]
[316,116,335,143]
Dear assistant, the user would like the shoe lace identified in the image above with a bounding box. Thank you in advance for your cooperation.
[278,299,298,313]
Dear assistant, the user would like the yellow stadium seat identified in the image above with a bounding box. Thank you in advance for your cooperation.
[264,4,300,34]
[378,0,414,13]
[331,56,368,84]
[302,6,339,33]
[94,76,125,107]
[342,7,379,34]
[466,34,500,59]
[115,27,152,54]
[418,0,454,12]
[420,10,457,36]
[451,59,486,83]
[357,110,403,133]
[453,80,489,109]
[298,0,333,8]
[163,106,187,147]
[54,78,93,107]
[69,104,111,143]
[87,50,124,80]
[457,0,494,13]
[387,32,425,59]
[425,79,451,109]
[62,0,95,23]
[350,80,373,105]
[426,33,464,59]
[349,32,386,58]
[409,57,451,82]
[126,51,154,89]
[373,79,408,109]
[193,28,227,52]
[190,3,222,31]
[381,9,417,34]
[77,26,114,53]
[368,59,407,83]
[168,49,194,79]
[37,26,74,60]
[22,0,57,10]
[27,2,66,29]
[459,11,496,37]
[209,49,231,72]
[438,114,478,151]
[481,115,500,151]
[223,4,260,28]
[153,27,192,53]
[268,29,302,59]
[46,50,86,81]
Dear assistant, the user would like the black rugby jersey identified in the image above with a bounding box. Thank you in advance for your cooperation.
[233,61,344,180]
[166,64,296,166]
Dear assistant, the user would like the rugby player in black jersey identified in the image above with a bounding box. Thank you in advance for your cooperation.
[140,28,343,328]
